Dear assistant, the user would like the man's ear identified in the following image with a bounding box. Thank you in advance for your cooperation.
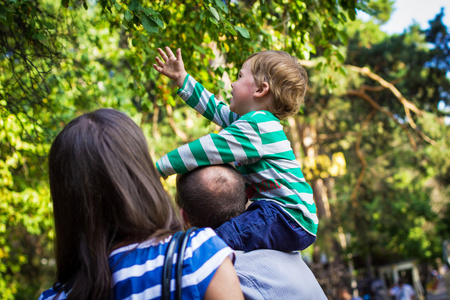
[253,82,270,98]
[180,208,191,228]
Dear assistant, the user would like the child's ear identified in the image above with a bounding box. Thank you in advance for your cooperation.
[254,82,270,98]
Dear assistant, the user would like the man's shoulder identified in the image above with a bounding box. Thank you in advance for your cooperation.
[236,249,306,269]
[234,250,327,299]
[235,249,301,258]
[235,249,299,270]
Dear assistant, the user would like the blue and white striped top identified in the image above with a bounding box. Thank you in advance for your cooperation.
[38,228,233,300]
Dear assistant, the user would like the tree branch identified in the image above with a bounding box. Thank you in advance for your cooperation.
[300,59,437,146]
[165,104,188,143]
[350,109,376,211]
[346,89,417,150]
[317,132,357,143]
[346,65,437,146]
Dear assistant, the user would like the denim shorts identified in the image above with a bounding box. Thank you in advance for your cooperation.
[215,200,316,252]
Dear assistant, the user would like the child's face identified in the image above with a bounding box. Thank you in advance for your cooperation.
[230,60,259,115]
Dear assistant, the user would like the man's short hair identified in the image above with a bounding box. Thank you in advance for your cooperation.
[176,164,247,229]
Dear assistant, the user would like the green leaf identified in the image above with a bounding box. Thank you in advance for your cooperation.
[124,10,133,21]
[225,25,236,35]
[208,16,218,25]
[61,0,69,8]
[142,15,158,33]
[142,7,156,17]
[83,0,88,10]
[356,1,377,16]
[336,31,348,44]
[208,7,220,21]
[121,19,129,30]
[193,44,207,54]
[235,26,249,38]
[36,32,48,45]
[42,20,56,30]
[0,5,7,20]
[315,61,323,71]
[338,66,348,76]
[214,0,228,13]
[348,9,356,21]
[195,21,203,32]
[336,50,345,63]
[305,42,316,55]
[128,0,139,11]
[149,16,163,27]
[114,2,121,11]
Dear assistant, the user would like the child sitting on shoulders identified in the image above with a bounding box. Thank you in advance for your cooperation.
[153,47,317,252]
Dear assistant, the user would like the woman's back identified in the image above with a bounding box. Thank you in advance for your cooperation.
[39,228,233,300]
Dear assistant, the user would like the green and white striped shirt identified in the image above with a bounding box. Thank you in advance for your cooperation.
[156,74,318,235]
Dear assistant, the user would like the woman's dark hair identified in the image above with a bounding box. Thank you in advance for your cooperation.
[48,109,181,299]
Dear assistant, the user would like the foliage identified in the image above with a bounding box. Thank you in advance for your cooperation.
[308,6,450,273]
[0,110,55,298]
[0,0,370,298]
[1,0,449,298]
[366,0,394,24]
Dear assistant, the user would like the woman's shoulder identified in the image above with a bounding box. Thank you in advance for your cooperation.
[188,227,228,249]
[109,227,227,259]
[109,227,233,299]
[180,228,235,298]
[185,227,233,263]
[109,227,232,276]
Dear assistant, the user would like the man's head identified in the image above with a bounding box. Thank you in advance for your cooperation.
[245,50,308,120]
[176,164,247,229]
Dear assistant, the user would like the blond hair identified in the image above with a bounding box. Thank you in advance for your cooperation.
[245,50,308,120]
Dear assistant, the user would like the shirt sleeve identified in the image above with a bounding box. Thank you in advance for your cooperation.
[177,74,240,129]
[156,117,263,177]
[185,228,234,299]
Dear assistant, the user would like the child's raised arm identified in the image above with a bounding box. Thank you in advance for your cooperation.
[153,47,188,88]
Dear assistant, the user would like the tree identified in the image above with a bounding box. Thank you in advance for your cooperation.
[298,7,449,297]
[1,0,369,298]
[2,0,448,298]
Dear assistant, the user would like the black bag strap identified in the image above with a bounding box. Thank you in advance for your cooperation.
[161,227,198,300]
[175,227,198,300]
[162,231,183,300]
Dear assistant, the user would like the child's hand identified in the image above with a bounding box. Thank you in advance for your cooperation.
[153,47,188,88]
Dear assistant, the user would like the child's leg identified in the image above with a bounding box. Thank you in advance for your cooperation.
[215,200,316,252]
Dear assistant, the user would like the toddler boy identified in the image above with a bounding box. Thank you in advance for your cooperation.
[153,47,317,252]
